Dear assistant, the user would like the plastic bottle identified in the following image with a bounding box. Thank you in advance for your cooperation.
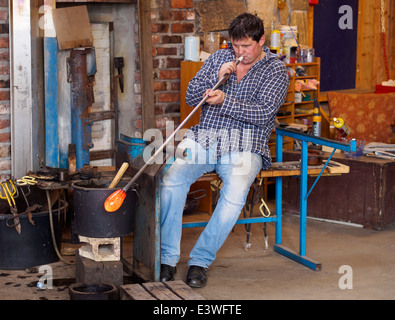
[312,107,321,138]
[333,117,351,138]
[277,0,286,9]
[220,40,228,49]
[280,26,298,63]
[270,21,281,54]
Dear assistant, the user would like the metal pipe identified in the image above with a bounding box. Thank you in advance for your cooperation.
[67,49,94,169]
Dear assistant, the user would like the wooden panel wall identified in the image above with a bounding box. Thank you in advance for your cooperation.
[356,0,394,90]
[138,0,155,131]
[391,0,395,79]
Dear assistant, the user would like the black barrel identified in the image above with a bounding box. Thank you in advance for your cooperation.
[0,203,65,270]
[72,179,137,238]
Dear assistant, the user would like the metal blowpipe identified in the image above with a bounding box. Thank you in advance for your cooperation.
[104,56,243,212]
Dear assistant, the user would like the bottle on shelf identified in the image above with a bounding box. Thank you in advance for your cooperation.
[220,40,228,49]
[277,0,286,9]
[270,21,281,54]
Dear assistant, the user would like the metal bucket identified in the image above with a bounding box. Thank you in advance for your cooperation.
[69,282,118,300]
[72,179,137,238]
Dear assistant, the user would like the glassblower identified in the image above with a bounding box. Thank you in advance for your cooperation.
[104,56,244,212]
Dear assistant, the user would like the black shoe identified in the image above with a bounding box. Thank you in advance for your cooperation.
[186,265,207,288]
[160,264,176,282]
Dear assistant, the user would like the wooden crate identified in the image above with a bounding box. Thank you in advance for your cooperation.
[120,281,205,300]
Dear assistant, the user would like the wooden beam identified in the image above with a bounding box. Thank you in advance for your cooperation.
[56,1,135,3]
[138,0,155,131]
[88,110,115,121]
[308,6,314,48]
[89,149,115,161]
[390,0,394,79]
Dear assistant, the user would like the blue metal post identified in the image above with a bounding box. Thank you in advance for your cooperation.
[44,37,59,167]
[299,140,308,256]
[305,148,337,200]
[275,133,283,245]
[272,127,357,271]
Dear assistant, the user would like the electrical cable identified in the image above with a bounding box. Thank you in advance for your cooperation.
[46,191,73,265]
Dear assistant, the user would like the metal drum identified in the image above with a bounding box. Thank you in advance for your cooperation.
[72,179,137,238]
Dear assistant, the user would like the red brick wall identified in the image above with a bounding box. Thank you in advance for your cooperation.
[134,0,196,134]
[0,0,10,181]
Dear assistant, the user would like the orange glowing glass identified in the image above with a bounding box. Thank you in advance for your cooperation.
[104,189,126,212]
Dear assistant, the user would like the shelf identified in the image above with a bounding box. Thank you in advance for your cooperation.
[286,61,319,67]
[294,113,313,118]
[296,76,319,79]
[280,57,321,151]
[295,101,314,105]
[276,116,293,120]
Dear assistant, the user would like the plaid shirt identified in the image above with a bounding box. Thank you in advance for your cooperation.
[185,45,289,169]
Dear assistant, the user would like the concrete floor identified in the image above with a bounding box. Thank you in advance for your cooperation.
[1,204,394,300]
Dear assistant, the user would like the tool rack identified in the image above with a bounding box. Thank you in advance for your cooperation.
[182,127,356,271]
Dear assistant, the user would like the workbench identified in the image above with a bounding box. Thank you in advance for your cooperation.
[282,151,395,230]
[182,159,349,228]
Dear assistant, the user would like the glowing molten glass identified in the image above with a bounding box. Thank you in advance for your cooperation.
[104,189,126,212]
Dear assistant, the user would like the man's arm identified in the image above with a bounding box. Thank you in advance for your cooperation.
[185,52,227,107]
[219,66,289,127]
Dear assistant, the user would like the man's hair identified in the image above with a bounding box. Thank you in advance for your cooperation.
[228,12,264,42]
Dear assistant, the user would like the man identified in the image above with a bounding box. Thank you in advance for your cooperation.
[160,12,289,288]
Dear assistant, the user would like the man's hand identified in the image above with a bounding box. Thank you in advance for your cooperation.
[204,89,225,105]
[218,61,238,80]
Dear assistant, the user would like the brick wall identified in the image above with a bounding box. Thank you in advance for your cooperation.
[134,0,196,135]
[0,0,10,181]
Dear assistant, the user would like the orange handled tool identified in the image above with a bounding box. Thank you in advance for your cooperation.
[108,162,129,189]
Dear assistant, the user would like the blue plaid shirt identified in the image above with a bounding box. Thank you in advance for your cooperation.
[185,45,289,169]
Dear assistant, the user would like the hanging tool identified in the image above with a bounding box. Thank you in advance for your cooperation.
[104,56,244,212]
[17,184,41,226]
[114,57,124,93]
[0,180,21,234]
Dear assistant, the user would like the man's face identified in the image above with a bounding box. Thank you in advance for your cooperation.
[231,35,265,65]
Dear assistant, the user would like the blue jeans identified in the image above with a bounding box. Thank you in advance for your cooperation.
[160,138,262,269]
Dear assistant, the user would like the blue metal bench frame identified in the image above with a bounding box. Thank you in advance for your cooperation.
[183,127,357,271]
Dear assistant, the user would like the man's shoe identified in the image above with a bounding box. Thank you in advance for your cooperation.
[160,264,176,282]
[186,265,207,288]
